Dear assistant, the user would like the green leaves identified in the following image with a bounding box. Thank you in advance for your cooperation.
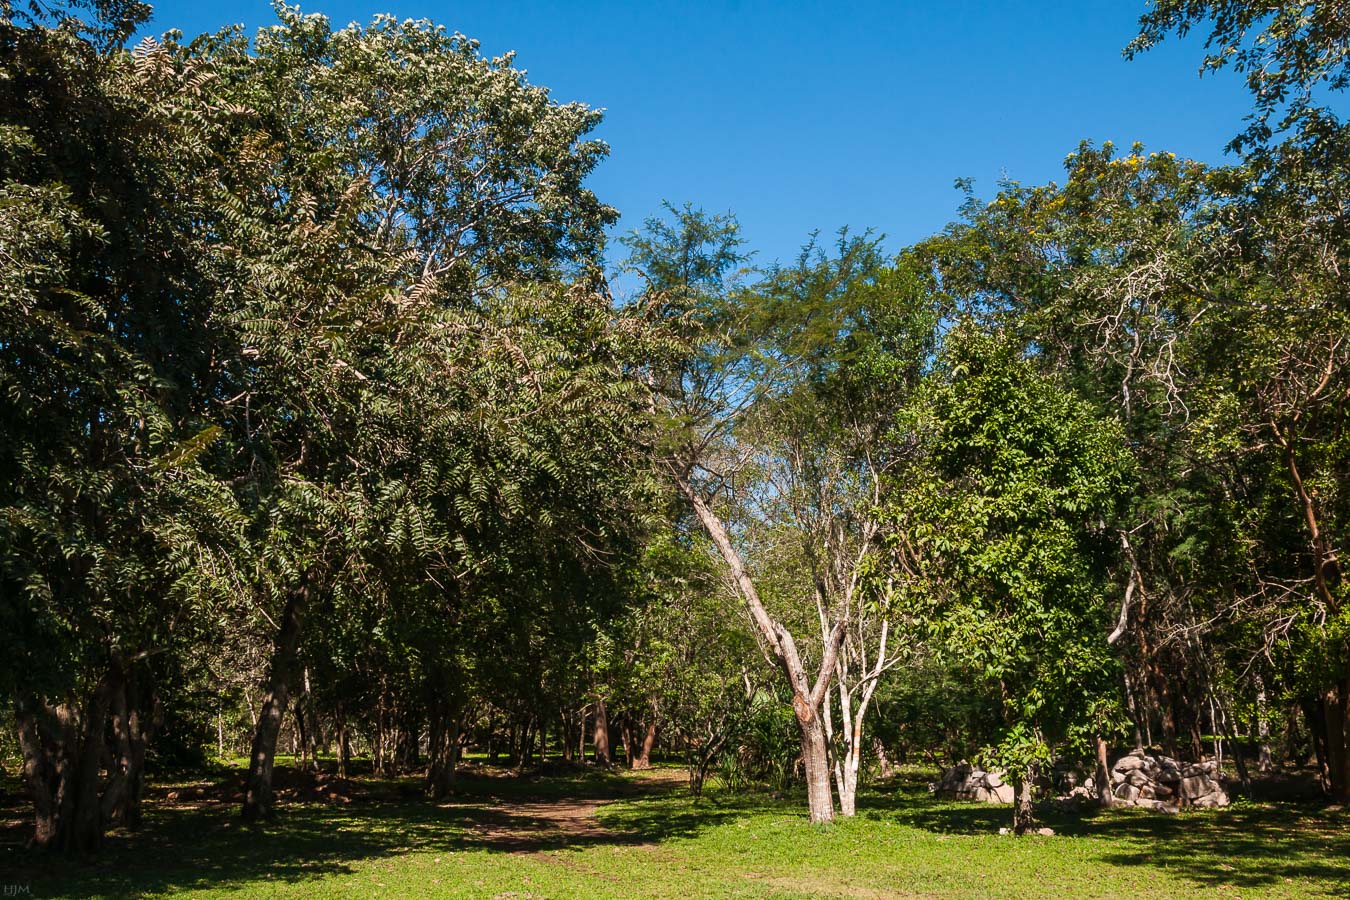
[890,322,1132,755]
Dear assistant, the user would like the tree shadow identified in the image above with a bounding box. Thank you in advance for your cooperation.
[0,763,747,897]
[857,783,1350,897]
[1080,802,1350,897]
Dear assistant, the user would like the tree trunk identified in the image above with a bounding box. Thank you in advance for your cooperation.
[241,582,307,824]
[15,697,77,852]
[1012,769,1037,835]
[15,671,116,854]
[634,719,657,770]
[796,707,834,824]
[1094,735,1115,807]
[426,701,459,800]
[1302,696,1331,790]
[1326,678,1350,803]
[619,716,634,769]
[1255,674,1273,774]
[102,665,154,830]
[335,703,351,779]
[294,668,317,774]
[678,476,843,824]
[872,737,894,779]
[593,699,611,766]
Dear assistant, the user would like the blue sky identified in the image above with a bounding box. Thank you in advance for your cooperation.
[137,1,1255,268]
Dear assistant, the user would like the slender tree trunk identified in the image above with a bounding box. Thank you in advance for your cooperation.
[1255,674,1273,774]
[578,707,587,760]
[1012,771,1037,835]
[294,668,316,774]
[1326,679,1350,803]
[1094,735,1115,807]
[619,716,634,769]
[335,703,350,779]
[678,476,843,824]
[1123,670,1145,750]
[241,582,307,824]
[872,737,894,779]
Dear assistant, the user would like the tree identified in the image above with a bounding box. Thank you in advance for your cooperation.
[891,324,1133,834]
[0,1,246,851]
[1128,0,1350,150]
[631,207,936,820]
[176,5,624,822]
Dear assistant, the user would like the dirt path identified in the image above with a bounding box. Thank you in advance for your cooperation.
[462,768,685,853]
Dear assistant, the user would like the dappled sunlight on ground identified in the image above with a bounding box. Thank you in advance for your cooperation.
[1,762,1347,898]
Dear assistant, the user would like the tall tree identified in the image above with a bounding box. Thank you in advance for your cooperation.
[891,324,1133,834]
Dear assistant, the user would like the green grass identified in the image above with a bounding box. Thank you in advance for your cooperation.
[3,763,1348,898]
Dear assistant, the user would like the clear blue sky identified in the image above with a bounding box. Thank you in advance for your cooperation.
[136,0,1255,268]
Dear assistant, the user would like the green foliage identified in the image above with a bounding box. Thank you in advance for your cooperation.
[891,324,1134,774]
[1128,1,1350,149]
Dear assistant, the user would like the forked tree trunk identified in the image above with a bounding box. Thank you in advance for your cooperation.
[829,619,888,817]
[242,582,307,823]
[678,477,844,824]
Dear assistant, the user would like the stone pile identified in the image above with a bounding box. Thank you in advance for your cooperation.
[929,763,1015,804]
[1108,749,1229,810]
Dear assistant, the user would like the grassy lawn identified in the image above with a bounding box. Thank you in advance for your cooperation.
[2,763,1348,898]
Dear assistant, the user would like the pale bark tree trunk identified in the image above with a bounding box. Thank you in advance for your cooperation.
[1012,769,1037,836]
[829,616,889,817]
[1255,674,1273,773]
[242,582,307,823]
[678,478,844,824]
[1094,735,1115,807]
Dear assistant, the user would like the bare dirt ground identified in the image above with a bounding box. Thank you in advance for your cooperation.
[455,765,686,852]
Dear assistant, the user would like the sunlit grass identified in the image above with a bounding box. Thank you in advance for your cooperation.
[3,763,1347,898]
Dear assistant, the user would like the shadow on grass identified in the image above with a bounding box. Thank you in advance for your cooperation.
[6,763,1348,898]
[861,777,1350,897]
[1,763,746,898]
